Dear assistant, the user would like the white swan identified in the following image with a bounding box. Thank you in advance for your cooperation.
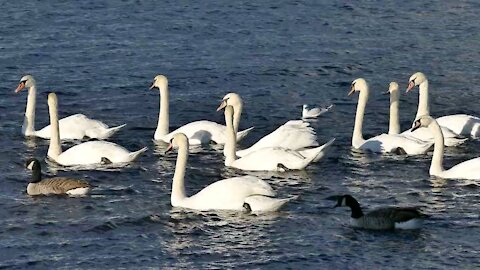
[149,75,253,145]
[302,104,334,119]
[404,72,476,142]
[222,105,335,171]
[349,78,432,155]
[46,93,147,166]
[166,133,292,212]
[15,75,126,140]
[218,93,319,157]
[412,115,480,180]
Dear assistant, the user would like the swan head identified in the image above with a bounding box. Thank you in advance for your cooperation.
[406,72,427,92]
[411,115,434,131]
[302,104,308,110]
[150,75,168,90]
[217,92,242,111]
[383,81,399,95]
[165,133,189,153]
[15,75,36,93]
[349,78,368,96]
[47,92,58,108]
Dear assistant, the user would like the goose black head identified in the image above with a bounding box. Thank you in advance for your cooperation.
[25,158,42,183]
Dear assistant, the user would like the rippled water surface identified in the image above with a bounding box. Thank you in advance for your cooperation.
[1,0,480,269]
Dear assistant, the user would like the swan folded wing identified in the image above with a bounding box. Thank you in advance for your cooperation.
[58,141,131,165]
[365,134,432,155]
[238,121,318,156]
[33,177,90,195]
[185,176,275,210]
[436,114,480,137]
[444,157,480,180]
[35,114,110,140]
[233,147,309,171]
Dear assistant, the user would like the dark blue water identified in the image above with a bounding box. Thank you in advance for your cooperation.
[1,0,480,268]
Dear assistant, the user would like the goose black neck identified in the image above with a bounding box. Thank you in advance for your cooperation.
[31,165,42,183]
[345,196,364,219]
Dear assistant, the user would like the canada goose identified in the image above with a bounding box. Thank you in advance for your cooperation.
[25,158,91,196]
[327,195,427,230]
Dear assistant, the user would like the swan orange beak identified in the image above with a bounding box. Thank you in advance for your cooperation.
[411,120,422,132]
[15,82,25,93]
[165,143,173,154]
[347,85,356,96]
[216,100,227,111]
[406,81,415,93]
[382,90,390,95]
[149,82,156,90]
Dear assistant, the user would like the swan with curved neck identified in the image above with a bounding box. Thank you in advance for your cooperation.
[47,93,147,166]
[165,133,292,212]
[222,105,334,171]
[218,93,320,157]
[15,75,126,140]
[149,75,253,145]
[349,78,432,155]
[406,72,480,138]
[411,116,480,180]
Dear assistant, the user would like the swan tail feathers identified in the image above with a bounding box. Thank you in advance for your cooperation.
[127,147,148,161]
[309,138,335,162]
[236,126,255,142]
[102,124,127,139]
[244,195,296,212]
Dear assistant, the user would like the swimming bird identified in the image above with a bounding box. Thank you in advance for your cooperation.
[302,104,334,119]
[218,93,319,157]
[349,78,432,155]
[412,115,480,180]
[15,75,125,140]
[149,76,253,145]
[327,194,427,230]
[46,93,147,166]
[25,158,91,196]
[222,105,334,171]
[165,133,292,212]
[404,72,477,141]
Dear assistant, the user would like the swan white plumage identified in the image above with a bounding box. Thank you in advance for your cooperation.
[149,76,253,145]
[222,105,335,171]
[349,78,432,155]
[217,93,319,157]
[412,116,480,180]
[302,104,334,119]
[46,93,147,166]
[15,75,126,140]
[403,72,475,142]
[166,133,292,212]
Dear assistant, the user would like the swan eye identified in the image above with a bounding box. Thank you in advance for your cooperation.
[20,80,27,84]
[410,77,416,84]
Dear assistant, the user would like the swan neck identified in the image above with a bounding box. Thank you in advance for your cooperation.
[429,120,445,175]
[155,85,169,138]
[416,80,430,118]
[23,85,37,135]
[388,90,400,134]
[171,141,188,205]
[233,103,242,133]
[352,89,368,147]
[47,98,62,159]
[224,109,237,165]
